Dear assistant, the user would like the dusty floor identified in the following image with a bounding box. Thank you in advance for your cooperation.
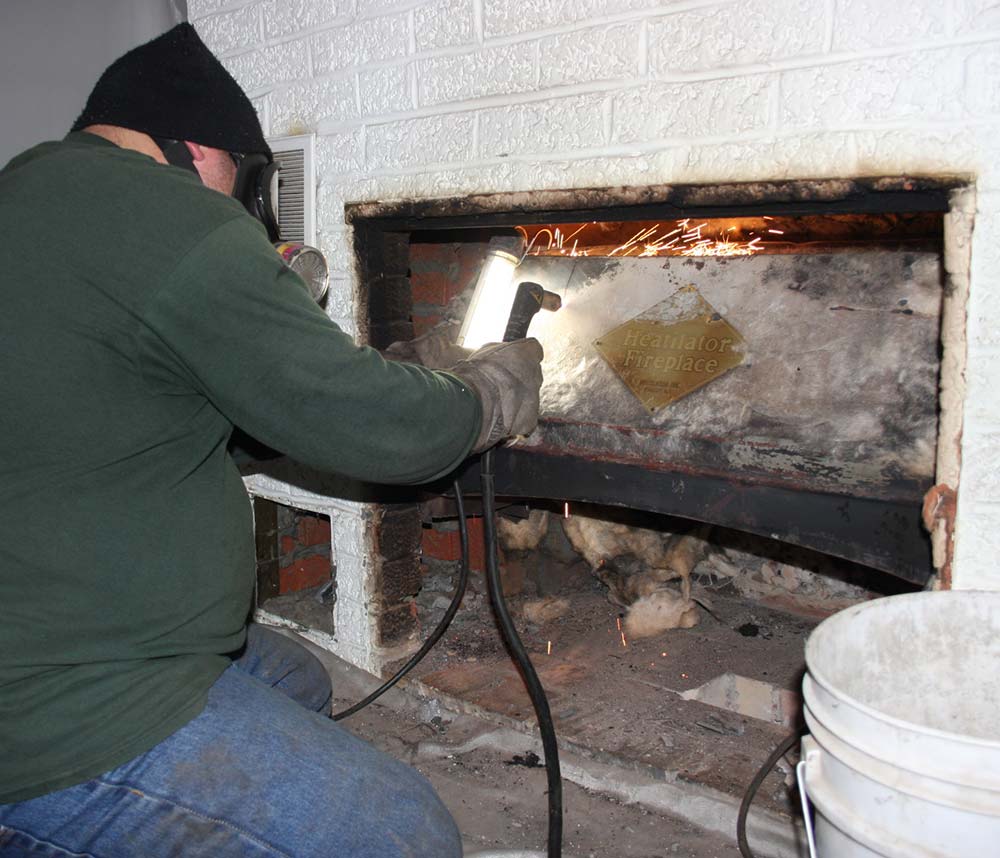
[396,577,812,818]
[300,631,749,858]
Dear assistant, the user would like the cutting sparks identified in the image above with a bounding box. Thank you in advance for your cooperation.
[620,631,628,648]
[564,502,570,519]
[520,218,768,258]
[547,640,552,655]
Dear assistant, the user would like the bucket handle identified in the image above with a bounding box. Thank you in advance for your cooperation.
[796,759,819,858]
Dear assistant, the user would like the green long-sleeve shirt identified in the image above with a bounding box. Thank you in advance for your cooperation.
[0,132,480,803]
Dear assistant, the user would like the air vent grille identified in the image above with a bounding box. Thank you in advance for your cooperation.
[267,134,316,245]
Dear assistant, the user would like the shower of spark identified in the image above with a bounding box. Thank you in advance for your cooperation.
[519,218,765,258]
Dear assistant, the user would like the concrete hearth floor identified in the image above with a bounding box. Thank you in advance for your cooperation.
[274,623,806,858]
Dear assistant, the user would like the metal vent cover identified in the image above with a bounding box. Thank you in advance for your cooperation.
[267,134,316,245]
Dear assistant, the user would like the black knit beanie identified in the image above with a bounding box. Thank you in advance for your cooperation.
[71,23,271,158]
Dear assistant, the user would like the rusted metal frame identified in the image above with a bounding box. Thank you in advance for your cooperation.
[438,449,933,586]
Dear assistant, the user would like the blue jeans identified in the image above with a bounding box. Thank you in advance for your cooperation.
[0,625,462,857]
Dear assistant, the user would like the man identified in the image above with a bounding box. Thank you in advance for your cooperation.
[0,23,542,858]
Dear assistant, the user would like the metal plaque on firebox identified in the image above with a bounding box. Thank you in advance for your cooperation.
[594,285,745,412]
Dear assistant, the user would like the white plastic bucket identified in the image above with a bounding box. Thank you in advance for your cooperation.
[799,591,1000,858]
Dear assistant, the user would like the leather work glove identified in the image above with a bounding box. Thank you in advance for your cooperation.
[448,339,544,453]
[384,320,470,370]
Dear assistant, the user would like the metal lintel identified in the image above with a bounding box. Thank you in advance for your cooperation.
[444,449,933,586]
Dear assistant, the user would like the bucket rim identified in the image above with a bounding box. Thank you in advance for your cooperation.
[805,591,1000,749]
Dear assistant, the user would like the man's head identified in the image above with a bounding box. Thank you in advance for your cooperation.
[72,22,270,193]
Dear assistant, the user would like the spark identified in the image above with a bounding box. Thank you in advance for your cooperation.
[616,616,622,632]
[564,502,570,519]
[621,631,628,648]
[661,652,668,657]
[525,218,766,258]
[767,229,785,235]
[547,640,552,655]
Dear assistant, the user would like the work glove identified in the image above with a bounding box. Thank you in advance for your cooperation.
[384,320,470,370]
[448,338,544,453]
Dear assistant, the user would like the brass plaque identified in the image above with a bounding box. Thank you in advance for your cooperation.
[594,286,745,412]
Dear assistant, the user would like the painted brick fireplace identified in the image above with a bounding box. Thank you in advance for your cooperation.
[189,0,1000,673]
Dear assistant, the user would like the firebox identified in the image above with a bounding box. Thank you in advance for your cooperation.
[350,176,959,586]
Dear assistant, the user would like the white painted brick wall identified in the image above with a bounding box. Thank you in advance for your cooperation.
[187,0,1000,661]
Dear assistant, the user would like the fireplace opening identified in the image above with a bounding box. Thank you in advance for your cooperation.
[339,176,964,822]
[253,498,336,635]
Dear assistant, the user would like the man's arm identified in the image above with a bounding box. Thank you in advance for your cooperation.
[138,217,482,485]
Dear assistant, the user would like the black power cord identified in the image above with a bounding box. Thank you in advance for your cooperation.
[481,447,563,858]
[332,479,471,721]
[736,731,803,858]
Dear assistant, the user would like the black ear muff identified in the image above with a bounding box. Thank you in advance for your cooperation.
[254,161,280,243]
[233,153,280,242]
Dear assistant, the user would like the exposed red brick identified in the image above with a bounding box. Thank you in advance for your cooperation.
[296,515,331,548]
[279,555,331,593]
[279,535,296,556]
[410,272,449,306]
[412,313,442,337]
[466,516,486,573]
[421,525,460,561]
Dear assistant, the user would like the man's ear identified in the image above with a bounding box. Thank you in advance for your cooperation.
[184,141,208,163]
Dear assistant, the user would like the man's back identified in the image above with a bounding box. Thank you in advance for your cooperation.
[0,131,258,802]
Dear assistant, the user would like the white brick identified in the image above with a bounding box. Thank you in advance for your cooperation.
[224,40,311,92]
[262,0,347,39]
[613,75,772,143]
[317,129,365,175]
[484,0,670,38]
[954,0,1000,35]
[961,429,1000,499]
[511,150,675,191]
[853,127,982,181]
[333,510,370,556]
[648,0,825,76]
[188,0,237,21]
[366,112,476,169]
[310,12,410,74]
[323,277,356,324]
[334,593,373,643]
[968,197,1000,349]
[195,7,261,56]
[478,94,609,158]
[832,0,948,52]
[964,350,1000,424]
[359,64,413,116]
[965,43,1000,117]
[538,22,641,88]
[680,132,856,182]
[416,44,536,106]
[251,94,270,135]
[780,50,962,129]
[318,228,360,275]
[357,0,414,13]
[414,0,476,51]
[331,552,373,602]
[953,502,1000,589]
[331,315,358,337]
[367,162,518,199]
[270,74,356,134]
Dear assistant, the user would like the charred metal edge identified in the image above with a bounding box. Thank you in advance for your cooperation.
[346,177,958,230]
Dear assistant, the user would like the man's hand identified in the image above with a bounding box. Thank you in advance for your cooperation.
[447,338,544,453]
[384,320,470,370]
